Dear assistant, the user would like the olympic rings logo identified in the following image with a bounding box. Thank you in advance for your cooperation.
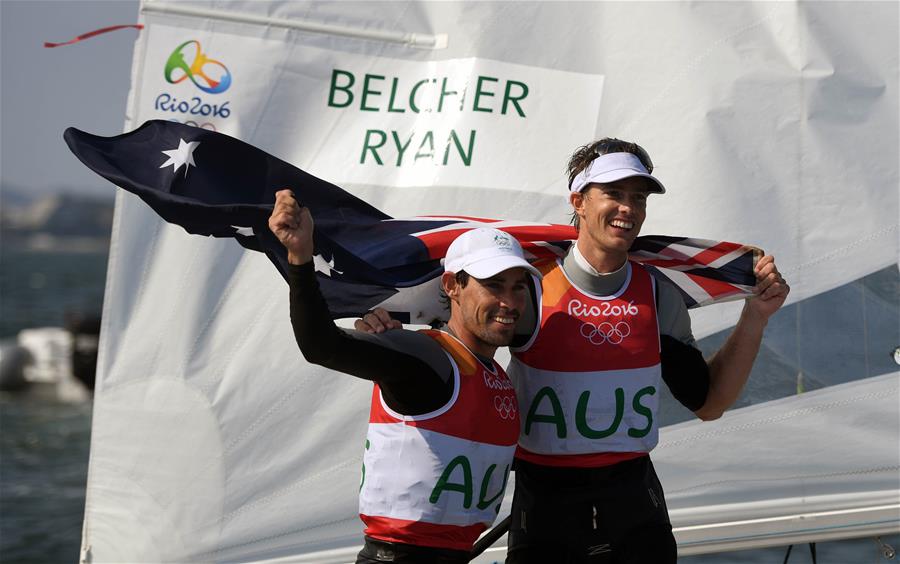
[168,119,216,131]
[494,395,517,420]
[580,321,631,345]
[165,40,232,94]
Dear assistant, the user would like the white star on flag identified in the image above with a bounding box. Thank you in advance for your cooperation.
[160,139,200,177]
[231,225,254,236]
[313,254,343,277]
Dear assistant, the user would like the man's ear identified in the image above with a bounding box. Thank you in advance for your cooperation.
[442,272,459,302]
[570,191,585,218]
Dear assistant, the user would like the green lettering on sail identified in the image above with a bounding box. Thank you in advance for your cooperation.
[524,386,567,438]
[575,388,625,439]
[360,74,385,112]
[473,76,499,112]
[502,80,528,117]
[430,455,473,508]
[391,131,413,166]
[360,129,387,165]
[328,69,355,108]
[444,130,475,166]
[414,131,435,162]
[476,463,510,513]
[628,386,656,438]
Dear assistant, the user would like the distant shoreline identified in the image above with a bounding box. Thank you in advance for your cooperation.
[1,234,110,255]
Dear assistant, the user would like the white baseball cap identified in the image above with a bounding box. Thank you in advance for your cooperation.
[569,152,666,194]
[444,228,542,279]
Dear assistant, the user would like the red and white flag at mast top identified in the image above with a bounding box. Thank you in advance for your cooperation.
[44,24,143,48]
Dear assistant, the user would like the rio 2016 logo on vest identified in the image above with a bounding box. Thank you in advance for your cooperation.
[494,395,516,420]
[483,370,513,391]
[569,298,638,346]
[483,370,516,419]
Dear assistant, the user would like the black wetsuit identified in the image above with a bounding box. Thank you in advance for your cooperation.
[289,262,474,564]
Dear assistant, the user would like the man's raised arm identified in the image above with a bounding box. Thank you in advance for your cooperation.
[269,189,454,415]
[694,254,790,420]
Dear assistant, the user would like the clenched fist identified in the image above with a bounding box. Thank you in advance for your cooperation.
[268,189,314,265]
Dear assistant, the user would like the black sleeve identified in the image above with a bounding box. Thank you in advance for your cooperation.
[660,334,710,412]
[288,262,452,415]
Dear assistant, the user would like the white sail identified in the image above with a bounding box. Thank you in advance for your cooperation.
[659,372,900,555]
[82,1,898,561]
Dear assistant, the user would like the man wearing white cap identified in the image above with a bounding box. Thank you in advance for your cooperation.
[269,189,542,564]
[356,138,789,562]
[503,138,789,563]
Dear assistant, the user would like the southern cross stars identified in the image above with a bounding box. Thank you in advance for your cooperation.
[314,254,343,277]
[160,138,200,177]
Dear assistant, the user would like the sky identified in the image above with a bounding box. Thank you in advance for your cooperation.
[1,0,140,199]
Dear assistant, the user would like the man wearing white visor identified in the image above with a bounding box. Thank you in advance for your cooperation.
[355,138,789,562]
[269,190,542,564]
[504,138,789,563]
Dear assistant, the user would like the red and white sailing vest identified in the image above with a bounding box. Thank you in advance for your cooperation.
[359,330,519,551]
[509,259,661,468]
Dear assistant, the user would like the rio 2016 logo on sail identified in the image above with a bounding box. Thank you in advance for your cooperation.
[155,40,233,121]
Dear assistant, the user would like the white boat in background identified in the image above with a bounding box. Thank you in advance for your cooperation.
[79,1,898,562]
[0,326,95,403]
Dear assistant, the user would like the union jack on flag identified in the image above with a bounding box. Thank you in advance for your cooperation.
[64,120,760,323]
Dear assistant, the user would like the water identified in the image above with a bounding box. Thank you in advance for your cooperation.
[0,247,107,339]
[0,395,92,564]
[0,245,896,563]
[0,243,105,563]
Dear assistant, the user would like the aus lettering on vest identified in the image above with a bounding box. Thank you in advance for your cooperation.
[429,455,510,514]
[360,438,370,491]
[567,298,639,318]
[524,385,656,440]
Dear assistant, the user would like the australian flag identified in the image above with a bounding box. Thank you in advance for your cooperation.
[64,120,760,323]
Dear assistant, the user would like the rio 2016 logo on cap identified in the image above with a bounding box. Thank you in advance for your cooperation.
[164,40,232,94]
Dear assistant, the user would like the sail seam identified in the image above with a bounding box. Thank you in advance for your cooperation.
[220,458,361,524]
[667,466,900,494]
[781,224,898,275]
[141,1,448,49]
[657,384,899,448]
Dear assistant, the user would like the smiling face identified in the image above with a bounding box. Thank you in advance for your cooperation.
[444,267,530,358]
[571,177,651,272]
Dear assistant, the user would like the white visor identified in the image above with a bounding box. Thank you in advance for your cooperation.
[569,152,666,194]
[444,228,542,280]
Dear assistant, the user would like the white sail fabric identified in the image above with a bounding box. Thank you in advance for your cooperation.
[82,1,898,561]
[659,372,900,556]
